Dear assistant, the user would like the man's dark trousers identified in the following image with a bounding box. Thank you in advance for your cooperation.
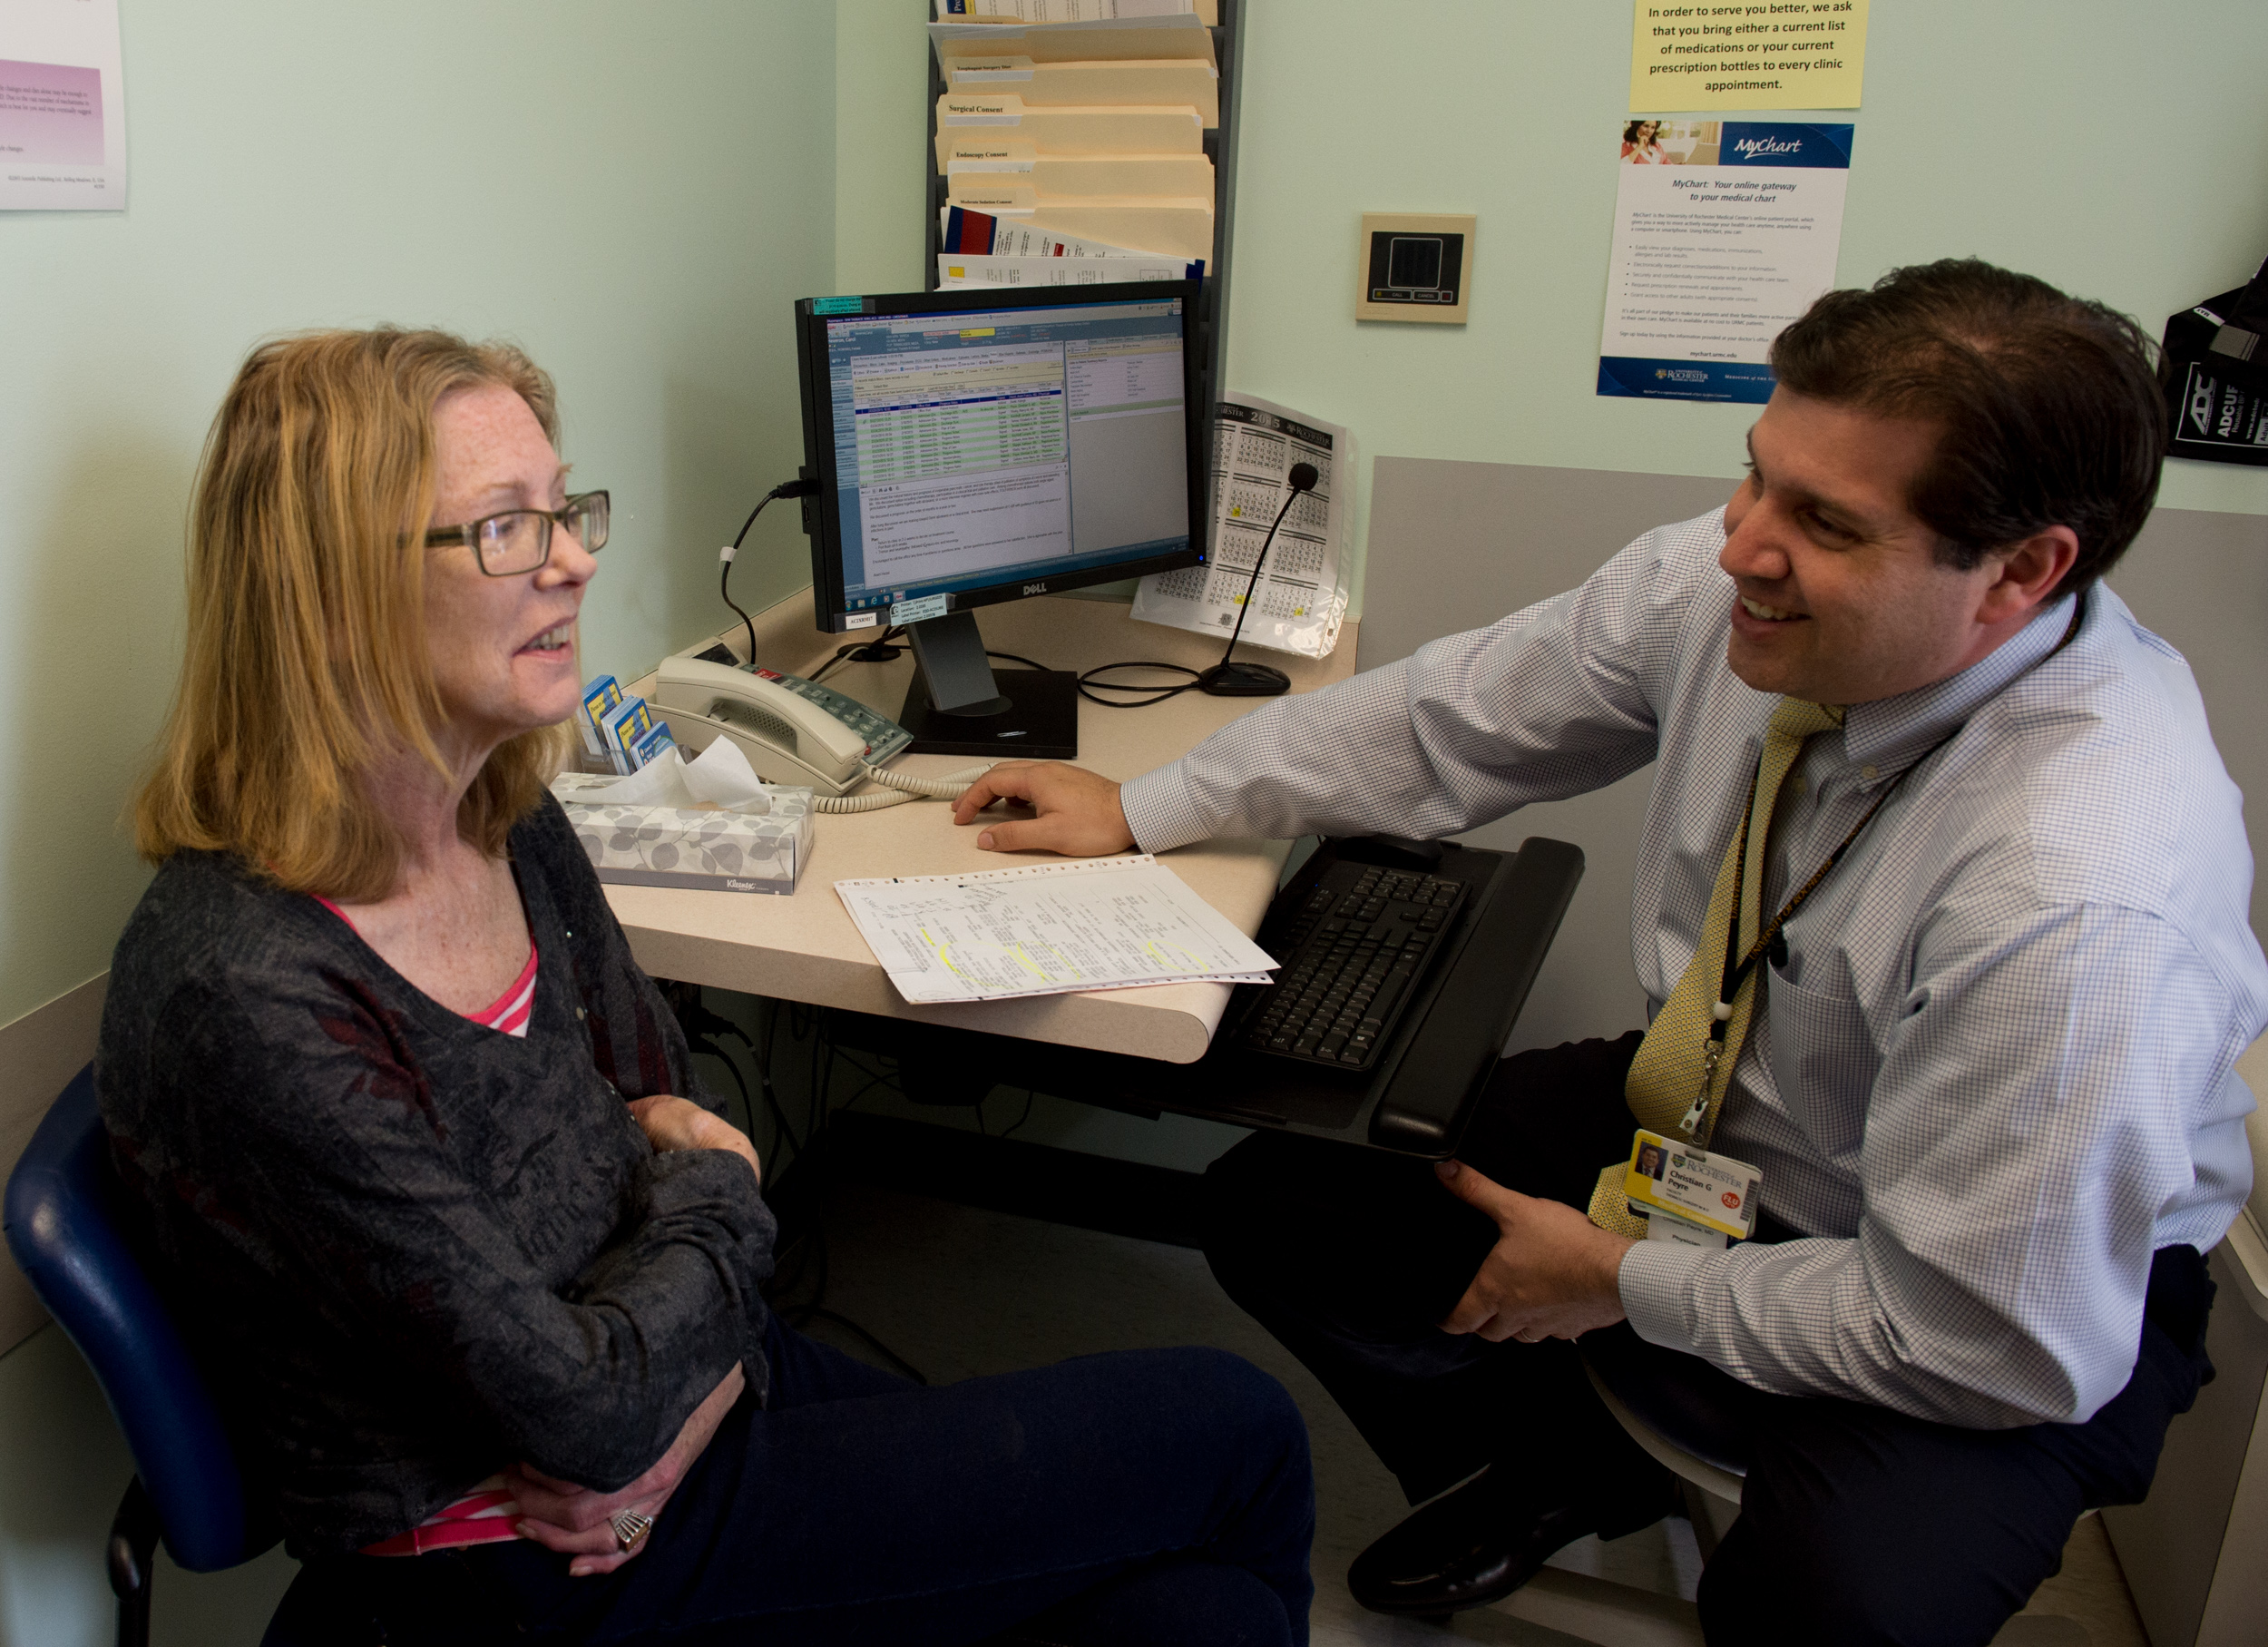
[1200,1033,2217,1645]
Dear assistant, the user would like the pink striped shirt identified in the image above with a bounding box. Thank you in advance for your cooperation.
[311,898,538,1042]
[360,1475,524,1558]
[312,897,540,1554]
[468,946,539,1038]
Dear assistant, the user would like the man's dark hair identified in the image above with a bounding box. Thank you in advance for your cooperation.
[1769,259,2166,594]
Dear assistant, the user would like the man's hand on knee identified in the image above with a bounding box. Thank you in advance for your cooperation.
[1433,1160,1636,1344]
[952,760,1136,857]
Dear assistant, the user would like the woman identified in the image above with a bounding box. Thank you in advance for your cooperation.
[99,328,1314,1644]
[1620,119,1667,163]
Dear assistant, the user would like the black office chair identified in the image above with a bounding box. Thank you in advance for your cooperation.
[3,1063,292,1647]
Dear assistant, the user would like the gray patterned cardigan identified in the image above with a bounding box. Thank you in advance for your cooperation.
[97,796,775,1555]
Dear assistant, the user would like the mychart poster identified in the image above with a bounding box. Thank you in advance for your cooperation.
[0,0,124,211]
[1598,121,1853,404]
[1631,0,1867,112]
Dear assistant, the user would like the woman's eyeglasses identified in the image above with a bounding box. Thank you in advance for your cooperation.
[423,491,610,576]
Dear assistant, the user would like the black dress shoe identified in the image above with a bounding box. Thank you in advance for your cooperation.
[1346,1467,1603,1617]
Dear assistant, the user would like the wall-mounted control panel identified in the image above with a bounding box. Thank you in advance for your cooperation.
[1355,212,1475,324]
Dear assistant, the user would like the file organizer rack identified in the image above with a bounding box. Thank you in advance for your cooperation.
[924,0,1245,524]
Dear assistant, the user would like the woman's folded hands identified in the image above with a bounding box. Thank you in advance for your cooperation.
[507,1361,747,1576]
[503,1095,762,1573]
[627,1093,761,1184]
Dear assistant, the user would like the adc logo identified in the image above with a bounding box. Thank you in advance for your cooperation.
[2188,371,2217,436]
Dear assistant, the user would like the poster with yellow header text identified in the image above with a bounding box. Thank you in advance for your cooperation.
[1631,0,1868,113]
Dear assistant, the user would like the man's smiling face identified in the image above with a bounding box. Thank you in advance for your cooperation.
[1719,390,2022,706]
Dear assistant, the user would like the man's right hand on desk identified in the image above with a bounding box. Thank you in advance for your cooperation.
[953,761,1136,857]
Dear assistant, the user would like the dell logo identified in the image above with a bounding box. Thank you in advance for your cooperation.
[1023,582,1048,595]
[999,730,1028,738]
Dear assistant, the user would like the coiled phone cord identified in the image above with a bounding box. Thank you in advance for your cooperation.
[808,760,994,814]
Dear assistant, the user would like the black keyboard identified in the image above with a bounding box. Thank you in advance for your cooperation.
[1237,862,1466,1072]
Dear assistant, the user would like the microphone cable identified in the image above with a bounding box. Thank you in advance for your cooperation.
[1079,463,1320,707]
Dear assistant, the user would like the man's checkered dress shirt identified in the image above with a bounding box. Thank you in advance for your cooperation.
[1121,510,2268,1428]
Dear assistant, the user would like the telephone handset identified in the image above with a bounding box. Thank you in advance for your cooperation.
[651,655,914,797]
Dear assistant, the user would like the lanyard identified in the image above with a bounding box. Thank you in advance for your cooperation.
[1676,588,2086,1143]
[1677,724,1960,1143]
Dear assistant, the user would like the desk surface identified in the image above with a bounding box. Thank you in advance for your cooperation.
[611,591,1359,1063]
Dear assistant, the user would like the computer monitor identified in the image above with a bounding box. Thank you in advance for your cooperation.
[794,280,1207,757]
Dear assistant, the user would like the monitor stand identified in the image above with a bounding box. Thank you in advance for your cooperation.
[895,610,1080,760]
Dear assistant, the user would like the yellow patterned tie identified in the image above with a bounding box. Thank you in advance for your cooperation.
[1586,698,1844,1239]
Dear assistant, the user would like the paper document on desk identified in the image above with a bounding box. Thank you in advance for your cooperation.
[836,856,1276,1005]
[1131,394,1351,659]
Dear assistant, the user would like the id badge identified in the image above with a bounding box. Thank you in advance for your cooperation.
[1623,1129,1762,1243]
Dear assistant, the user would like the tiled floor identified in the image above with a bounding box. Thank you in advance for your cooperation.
[795,1177,2150,1647]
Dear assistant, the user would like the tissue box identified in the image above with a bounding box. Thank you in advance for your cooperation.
[562,792,814,895]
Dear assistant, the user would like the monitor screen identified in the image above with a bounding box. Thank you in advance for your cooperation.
[797,282,1205,632]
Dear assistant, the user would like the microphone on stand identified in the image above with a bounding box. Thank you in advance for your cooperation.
[1198,461,1319,698]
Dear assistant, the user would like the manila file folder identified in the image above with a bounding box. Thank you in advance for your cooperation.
[935,95,1202,163]
[948,58,1220,127]
[943,186,1216,262]
[932,16,1218,66]
[943,147,1215,200]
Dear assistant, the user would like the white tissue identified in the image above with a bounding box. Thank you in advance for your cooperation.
[550,740,773,814]
[680,736,773,812]
[552,748,697,807]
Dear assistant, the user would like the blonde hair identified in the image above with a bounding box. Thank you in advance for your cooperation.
[135,327,573,900]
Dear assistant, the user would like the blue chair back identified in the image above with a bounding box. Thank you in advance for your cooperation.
[3,1063,275,1573]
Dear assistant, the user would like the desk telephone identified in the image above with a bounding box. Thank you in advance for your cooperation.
[651,648,973,812]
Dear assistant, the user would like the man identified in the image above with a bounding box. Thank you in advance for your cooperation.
[951,260,2267,1642]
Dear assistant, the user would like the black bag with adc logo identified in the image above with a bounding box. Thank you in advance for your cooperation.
[2162,260,2268,466]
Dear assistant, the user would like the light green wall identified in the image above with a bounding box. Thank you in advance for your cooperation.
[836,0,929,295]
[0,0,836,1034]
[9,0,2268,1639]
[824,1,2268,619]
[1219,0,2268,613]
[16,0,2254,1038]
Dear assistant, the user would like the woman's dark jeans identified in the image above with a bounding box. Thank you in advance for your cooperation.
[274,1318,1315,1646]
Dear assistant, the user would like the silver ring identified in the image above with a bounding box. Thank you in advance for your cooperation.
[609,1510,654,1553]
